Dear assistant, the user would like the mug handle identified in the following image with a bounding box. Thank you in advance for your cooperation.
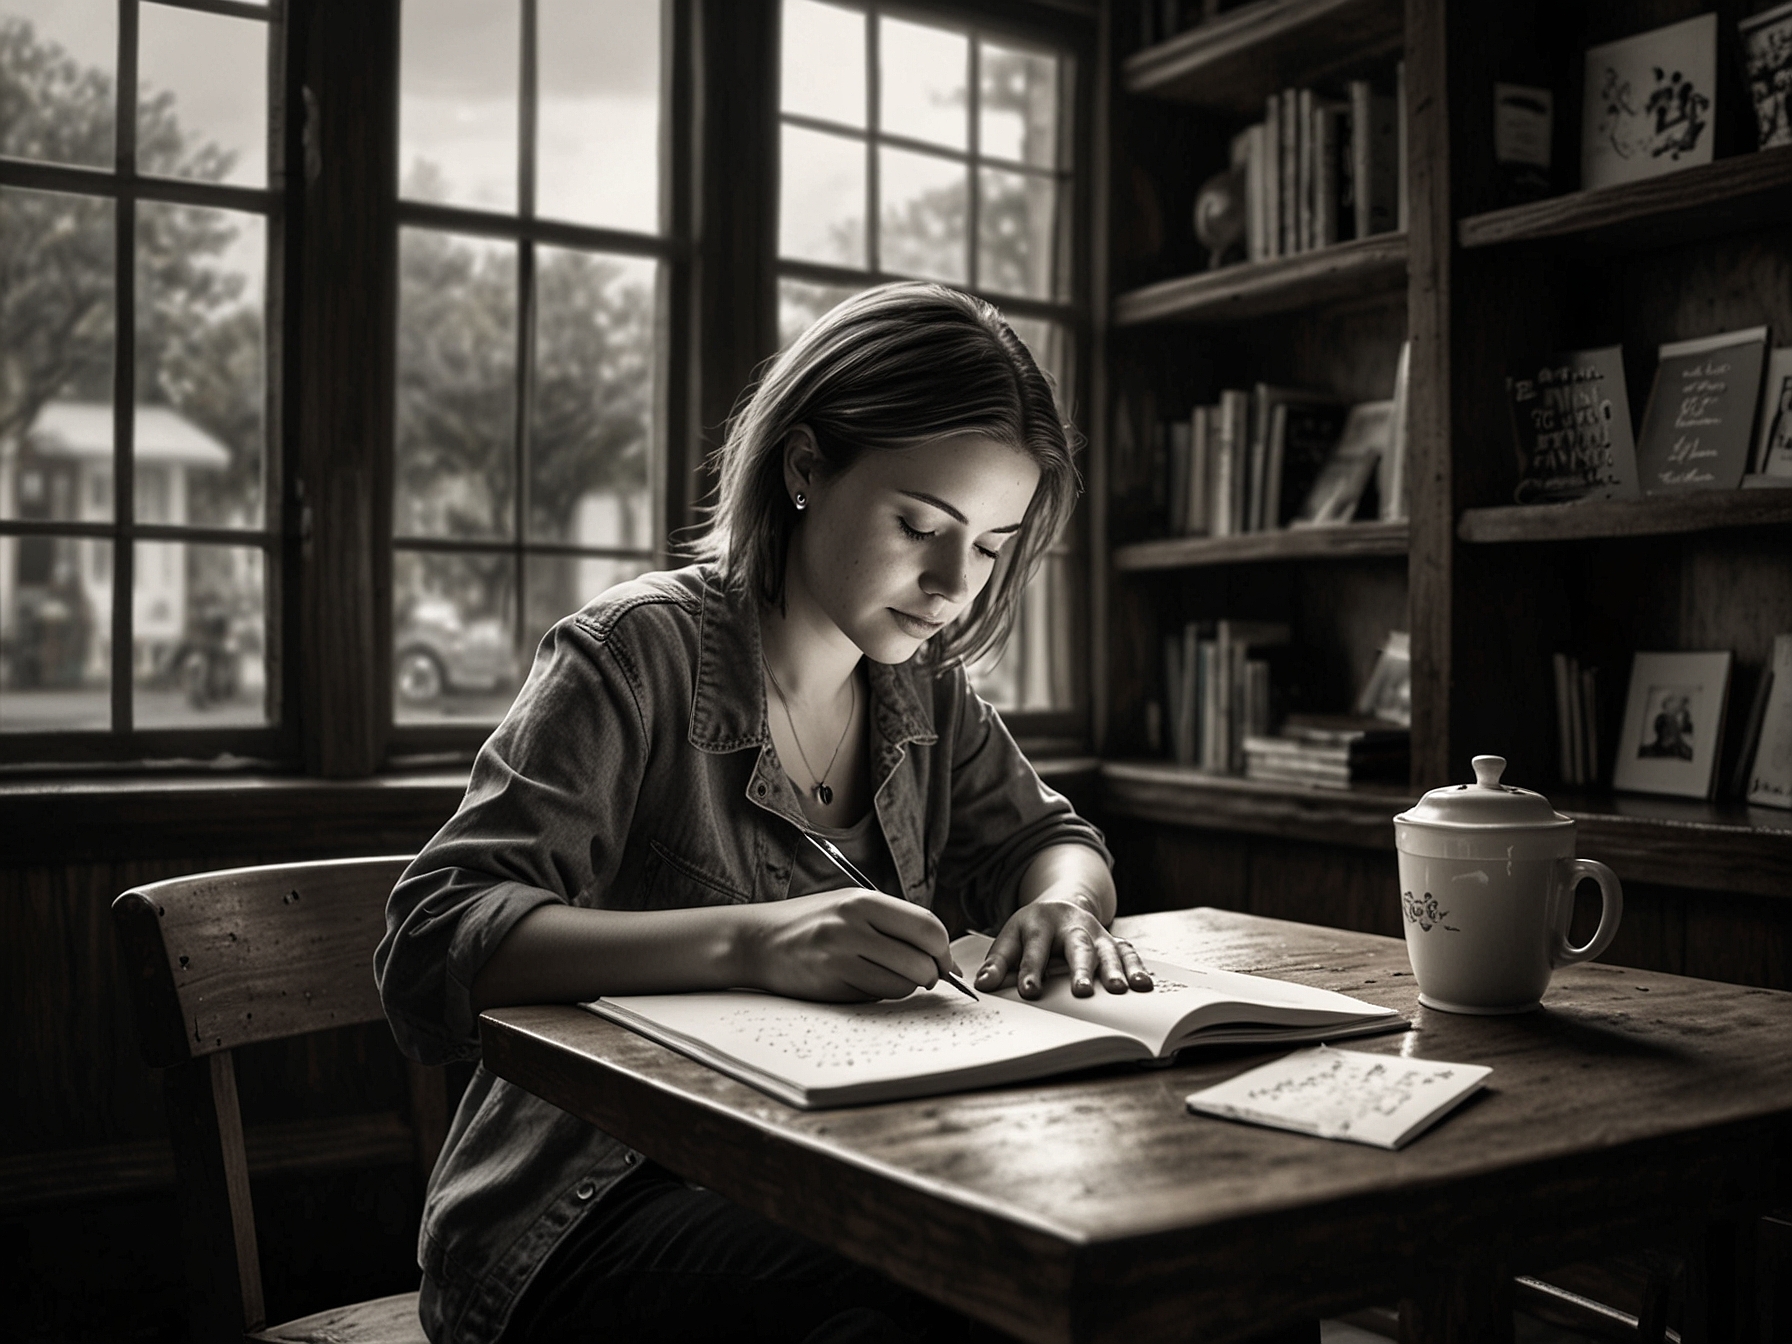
[1551,858,1624,968]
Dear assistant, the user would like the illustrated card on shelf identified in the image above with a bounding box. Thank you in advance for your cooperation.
[1740,1,1792,150]
[1186,1046,1491,1150]
[1291,400,1390,525]
[1581,14,1717,189]
[1747,634,1792,811]
[1505,346,1639,503]
[1751,348,1792,478]
[1635,328,1770,493]
[1613,650,1734,799]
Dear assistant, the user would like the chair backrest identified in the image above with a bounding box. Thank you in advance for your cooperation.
[113,855,434,1343]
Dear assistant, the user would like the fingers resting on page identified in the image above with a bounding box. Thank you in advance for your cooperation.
[975,896,1154,1000]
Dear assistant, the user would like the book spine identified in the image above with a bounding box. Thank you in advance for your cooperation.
[1316,103,1339,248]
[1264,94,1282,259]
[1167,417,1190,534]
[1349,80,1372,241]
[1263,402,1289,534]
[1247,384,1270,533]
[1395,60,1408,234]
[1297,88,1315,252]
[1279,87,1299,257]
[1245,123,1266,263]
[1189,405,1212,537]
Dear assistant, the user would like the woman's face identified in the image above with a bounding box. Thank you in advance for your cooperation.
[785,431,1041,664]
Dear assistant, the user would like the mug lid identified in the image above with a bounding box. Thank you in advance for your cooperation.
[1395,754,1571,830]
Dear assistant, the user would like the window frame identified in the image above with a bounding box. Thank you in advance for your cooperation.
[0,0,290,767]
[773,0,1096,749]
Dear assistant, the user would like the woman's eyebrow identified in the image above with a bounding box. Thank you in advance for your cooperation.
[899,490,1024,533]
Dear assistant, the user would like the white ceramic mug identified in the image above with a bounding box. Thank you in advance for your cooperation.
[1394,755,1623,1014]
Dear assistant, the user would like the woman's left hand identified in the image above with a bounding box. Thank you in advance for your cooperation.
[975,891,1153,1000]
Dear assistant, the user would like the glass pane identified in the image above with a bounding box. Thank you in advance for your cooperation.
[0,0,117,169]
[781,0,863,128]
[777,277,860,349]
[132,541,267,727]
[779,124,865,266]
[537,0,660,232]
[967,550,1072,712]
[879,16,965,150]
[1002,315,1070,404]
[136,203,266,529]
[394,549,521,724]
[529,250,657,545]
[2,188,114,523]
[395,229,517,541]
[979,41,1058,168]
[0,534,110,730]
[399,0,518,211]
[525,553,652,651]
[137,4,267,187]
[879,146,965,282]
[978,166,1056,300]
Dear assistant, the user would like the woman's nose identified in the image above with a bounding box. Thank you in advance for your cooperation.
[921,548,971,603]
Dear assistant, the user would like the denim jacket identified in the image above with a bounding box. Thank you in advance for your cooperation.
[375,564,1109,1344]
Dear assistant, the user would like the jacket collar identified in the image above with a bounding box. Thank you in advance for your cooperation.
[686,565,938,753]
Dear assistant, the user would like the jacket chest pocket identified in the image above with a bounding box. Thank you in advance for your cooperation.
[641,838,751,910]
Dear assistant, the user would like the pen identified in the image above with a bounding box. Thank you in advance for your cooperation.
[800,831,979,1001]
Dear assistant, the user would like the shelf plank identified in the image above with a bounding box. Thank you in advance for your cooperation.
[1114,520,1408,571]
[1559,795,1792,903]
[1122,0,1403,114]
[1457,492,1792,544]
[1113,232,1406,327]
[1457,147,1792,252]
[1098,764,1792,899]
[1099,761,1412,851]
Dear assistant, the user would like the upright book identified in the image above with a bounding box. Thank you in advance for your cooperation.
[585,932,1403,1109]
[1635,328,1769,493]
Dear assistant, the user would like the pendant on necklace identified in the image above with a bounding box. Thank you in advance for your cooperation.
[814,783,834,805]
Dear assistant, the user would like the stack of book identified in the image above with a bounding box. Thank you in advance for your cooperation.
[1242,715,1411,789]
[1164,619,1290,773]
[1552,653,1601,786]
[1230,70,1405,264]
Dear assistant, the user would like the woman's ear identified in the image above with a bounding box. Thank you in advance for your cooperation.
[782,425,822,506]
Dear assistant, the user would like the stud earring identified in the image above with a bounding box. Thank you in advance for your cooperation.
[793,492,807,510]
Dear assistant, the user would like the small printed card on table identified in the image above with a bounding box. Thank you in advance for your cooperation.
[1186,1045,1490,1150]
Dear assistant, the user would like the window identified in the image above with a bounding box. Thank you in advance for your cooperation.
[0,0,279,757]
[389,0,668,734]
[776,0,1081,716]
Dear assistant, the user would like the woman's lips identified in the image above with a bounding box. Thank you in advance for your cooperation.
[889,609,946,638]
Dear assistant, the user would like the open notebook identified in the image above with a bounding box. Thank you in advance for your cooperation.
[583,932,1404,1108]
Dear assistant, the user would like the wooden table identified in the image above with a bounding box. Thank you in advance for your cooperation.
[478,909,1792,1344]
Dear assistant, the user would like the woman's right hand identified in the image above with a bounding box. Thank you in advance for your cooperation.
[736,889,956,1002]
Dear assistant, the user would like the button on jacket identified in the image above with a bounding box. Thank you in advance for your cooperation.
[375,564,1110,1344]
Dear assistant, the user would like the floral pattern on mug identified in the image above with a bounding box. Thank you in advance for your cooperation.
[1402,890,1459,933]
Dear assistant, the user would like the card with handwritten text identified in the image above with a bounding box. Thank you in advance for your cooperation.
[1186,1046,1490,1149]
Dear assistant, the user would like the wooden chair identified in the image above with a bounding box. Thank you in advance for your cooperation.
[113,855,439,1344]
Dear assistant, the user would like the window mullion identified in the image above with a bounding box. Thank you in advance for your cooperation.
[966,35,980,291]
[516,0,538,664]
[112,0,141,735]
[865,6,879,274]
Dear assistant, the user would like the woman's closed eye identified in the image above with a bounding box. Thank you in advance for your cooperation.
[897,515,1002,561]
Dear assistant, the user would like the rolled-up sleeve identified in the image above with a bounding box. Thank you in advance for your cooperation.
[375,614,650,1064]
[936,666,1111,934]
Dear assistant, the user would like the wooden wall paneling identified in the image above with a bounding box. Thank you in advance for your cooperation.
[1102,816,1253,918]
[1246,836,1402,937]
[1681,890,1792,991]
[1292,557,1409,718]
[1565,878,1688,980]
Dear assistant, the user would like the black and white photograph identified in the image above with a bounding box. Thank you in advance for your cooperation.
[6,4,1792,1344]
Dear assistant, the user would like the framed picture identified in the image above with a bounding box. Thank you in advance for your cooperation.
[1613,651,1733,798]
[1582,13,1717,190]
[1752,347,1792,478]
[1741,0,1792,150]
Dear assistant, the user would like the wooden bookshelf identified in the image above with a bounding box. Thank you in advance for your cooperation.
[1122,0,1403,114]
[1112,232,1406,327]
[1457,147,1792,253]
[1457,492,1792,545]
[1114,520,1407,571]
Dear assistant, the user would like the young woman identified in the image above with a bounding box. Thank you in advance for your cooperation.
[377,282,1151,1344]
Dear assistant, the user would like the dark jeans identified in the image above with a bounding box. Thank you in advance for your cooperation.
[503,1162,1005,1344]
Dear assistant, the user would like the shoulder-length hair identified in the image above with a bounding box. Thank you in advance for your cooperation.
[691,281,1081,670]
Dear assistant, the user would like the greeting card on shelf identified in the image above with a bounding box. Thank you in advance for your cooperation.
[1291,401,1390,525]
[1752,347,1792,478]
[1740,1,1792,149]
[1635,328,1769,494]
[1506,346,1639,503]
[1581,14,1717,190]
[1747,634,1792,811]
[1613,650,1733,800]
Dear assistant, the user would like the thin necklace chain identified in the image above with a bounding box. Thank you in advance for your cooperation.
[762,657,855,804]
